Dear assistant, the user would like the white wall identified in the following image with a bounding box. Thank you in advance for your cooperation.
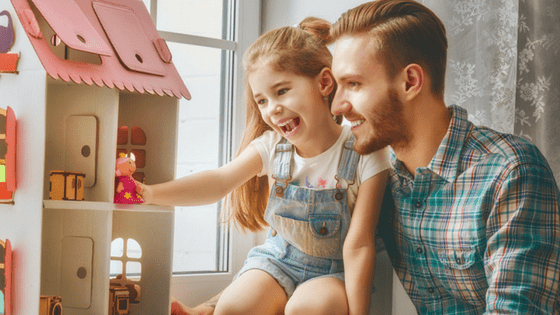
[261,1,417,314]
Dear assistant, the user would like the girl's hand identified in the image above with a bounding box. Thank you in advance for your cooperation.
[135,181,152,204]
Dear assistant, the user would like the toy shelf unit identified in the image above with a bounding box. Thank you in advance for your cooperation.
[2,0,191,313]
[41,80,179,315]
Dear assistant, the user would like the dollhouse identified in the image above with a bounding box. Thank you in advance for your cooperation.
[0,0,190,313]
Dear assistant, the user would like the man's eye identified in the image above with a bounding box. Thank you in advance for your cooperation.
[349,82,359,87]
[278,88,288,95]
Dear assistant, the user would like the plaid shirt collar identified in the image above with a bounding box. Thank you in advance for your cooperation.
[392,105,469,183]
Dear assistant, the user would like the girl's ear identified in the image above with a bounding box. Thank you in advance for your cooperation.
[401,64,423,100]
[318,67,335,97]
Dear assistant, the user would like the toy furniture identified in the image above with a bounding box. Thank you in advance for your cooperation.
[0,0,190,313]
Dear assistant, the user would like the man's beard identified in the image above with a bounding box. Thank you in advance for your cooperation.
[353,89,409,155]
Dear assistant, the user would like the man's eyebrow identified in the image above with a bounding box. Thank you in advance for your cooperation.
[336,74,362,82]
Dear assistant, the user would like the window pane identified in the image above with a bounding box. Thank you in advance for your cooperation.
[126,262,142,279]
[157,0,225,39]
[127,239,142,259]
[111,238,124,257]
[168,42,224,273]
[110,260,123,278]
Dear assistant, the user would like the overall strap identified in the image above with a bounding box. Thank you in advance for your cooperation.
[272,138,293,196]
[334,133,360,200]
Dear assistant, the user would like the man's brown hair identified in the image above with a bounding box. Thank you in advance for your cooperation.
[331,0,448,96]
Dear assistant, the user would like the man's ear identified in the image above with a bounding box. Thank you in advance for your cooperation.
[402,64,423,100]
[318,67,335,97]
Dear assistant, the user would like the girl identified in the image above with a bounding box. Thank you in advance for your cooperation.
[139,17,390,315]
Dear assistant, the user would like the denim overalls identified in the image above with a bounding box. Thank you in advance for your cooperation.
[237,133,360,297]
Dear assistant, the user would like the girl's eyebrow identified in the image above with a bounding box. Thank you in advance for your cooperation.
[253,80,291,99]
[271,80,290,89]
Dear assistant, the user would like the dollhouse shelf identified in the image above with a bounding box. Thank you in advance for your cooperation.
[43,200,173,213]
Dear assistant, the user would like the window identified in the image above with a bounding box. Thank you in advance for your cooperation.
[110,238,142,279]
[145,0,262,300]
[150,0,234,275]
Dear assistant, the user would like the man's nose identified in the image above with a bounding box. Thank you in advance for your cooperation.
[331,93,351,116]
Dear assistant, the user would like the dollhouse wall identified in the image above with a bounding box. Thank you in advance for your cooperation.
[43,81,119,202]
[0,1,48,314]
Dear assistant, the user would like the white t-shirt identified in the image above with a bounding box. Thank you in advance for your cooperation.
[250,125,391,211]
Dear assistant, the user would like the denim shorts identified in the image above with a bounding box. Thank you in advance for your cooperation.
[236,229,345,298]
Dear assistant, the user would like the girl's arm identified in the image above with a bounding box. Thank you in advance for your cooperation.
[343,169,389,315]
[139,145,263,207]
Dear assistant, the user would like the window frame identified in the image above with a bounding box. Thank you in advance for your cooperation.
[148,0,263,304]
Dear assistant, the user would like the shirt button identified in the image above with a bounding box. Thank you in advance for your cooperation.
[456,258,462,264]
[416,247,423,254]
[428,288,435,293]
[415,201,423,208]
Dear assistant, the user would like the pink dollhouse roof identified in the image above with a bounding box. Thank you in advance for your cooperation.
[9,0,191,99]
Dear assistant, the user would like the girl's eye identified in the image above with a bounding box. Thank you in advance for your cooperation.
[257,99,267,105]
[278,88,288,95]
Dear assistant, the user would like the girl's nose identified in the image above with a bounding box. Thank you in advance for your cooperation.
[269,103,283,116]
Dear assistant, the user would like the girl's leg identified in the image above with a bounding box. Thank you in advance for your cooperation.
[171,296,217,315]
[284,277,348,315]
[215,269,288,315]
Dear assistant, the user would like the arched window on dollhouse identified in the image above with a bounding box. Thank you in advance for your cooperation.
[110,238,142,280]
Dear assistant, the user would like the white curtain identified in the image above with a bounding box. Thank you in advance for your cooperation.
[421,0,560,182]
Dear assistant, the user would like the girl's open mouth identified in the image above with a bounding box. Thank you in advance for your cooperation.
[278,117,301,136]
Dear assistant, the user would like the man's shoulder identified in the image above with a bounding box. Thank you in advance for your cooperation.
[463,124,548,171]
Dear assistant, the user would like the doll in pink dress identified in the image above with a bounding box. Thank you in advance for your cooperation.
[114,154,144,204]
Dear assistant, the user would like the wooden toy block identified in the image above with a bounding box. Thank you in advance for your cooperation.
[39,295,62,315]
[49,171,85,201]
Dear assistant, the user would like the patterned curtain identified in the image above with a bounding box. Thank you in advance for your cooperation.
[420,0,560,183]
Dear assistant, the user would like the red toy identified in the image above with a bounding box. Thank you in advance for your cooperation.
[114,153,144,204]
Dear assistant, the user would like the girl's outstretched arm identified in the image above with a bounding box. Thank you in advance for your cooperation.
[343,169,389,315]
[139,145,263,207]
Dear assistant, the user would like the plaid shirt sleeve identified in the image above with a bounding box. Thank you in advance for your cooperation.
[485,160,560,314]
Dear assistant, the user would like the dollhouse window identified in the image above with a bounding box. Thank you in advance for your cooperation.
[110,238,142,280]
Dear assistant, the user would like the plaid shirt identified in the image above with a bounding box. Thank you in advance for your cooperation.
[380,105,560,314]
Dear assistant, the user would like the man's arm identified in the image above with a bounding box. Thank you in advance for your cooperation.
[485,163,560,313]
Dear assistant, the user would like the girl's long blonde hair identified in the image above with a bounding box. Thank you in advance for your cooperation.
[224,17,335,232]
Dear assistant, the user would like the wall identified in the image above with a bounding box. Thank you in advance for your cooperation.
[261,1,417,314]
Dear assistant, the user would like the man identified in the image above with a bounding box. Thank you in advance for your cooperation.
[330,0,560,314]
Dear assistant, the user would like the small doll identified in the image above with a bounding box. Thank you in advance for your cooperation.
[114,153,144,204]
